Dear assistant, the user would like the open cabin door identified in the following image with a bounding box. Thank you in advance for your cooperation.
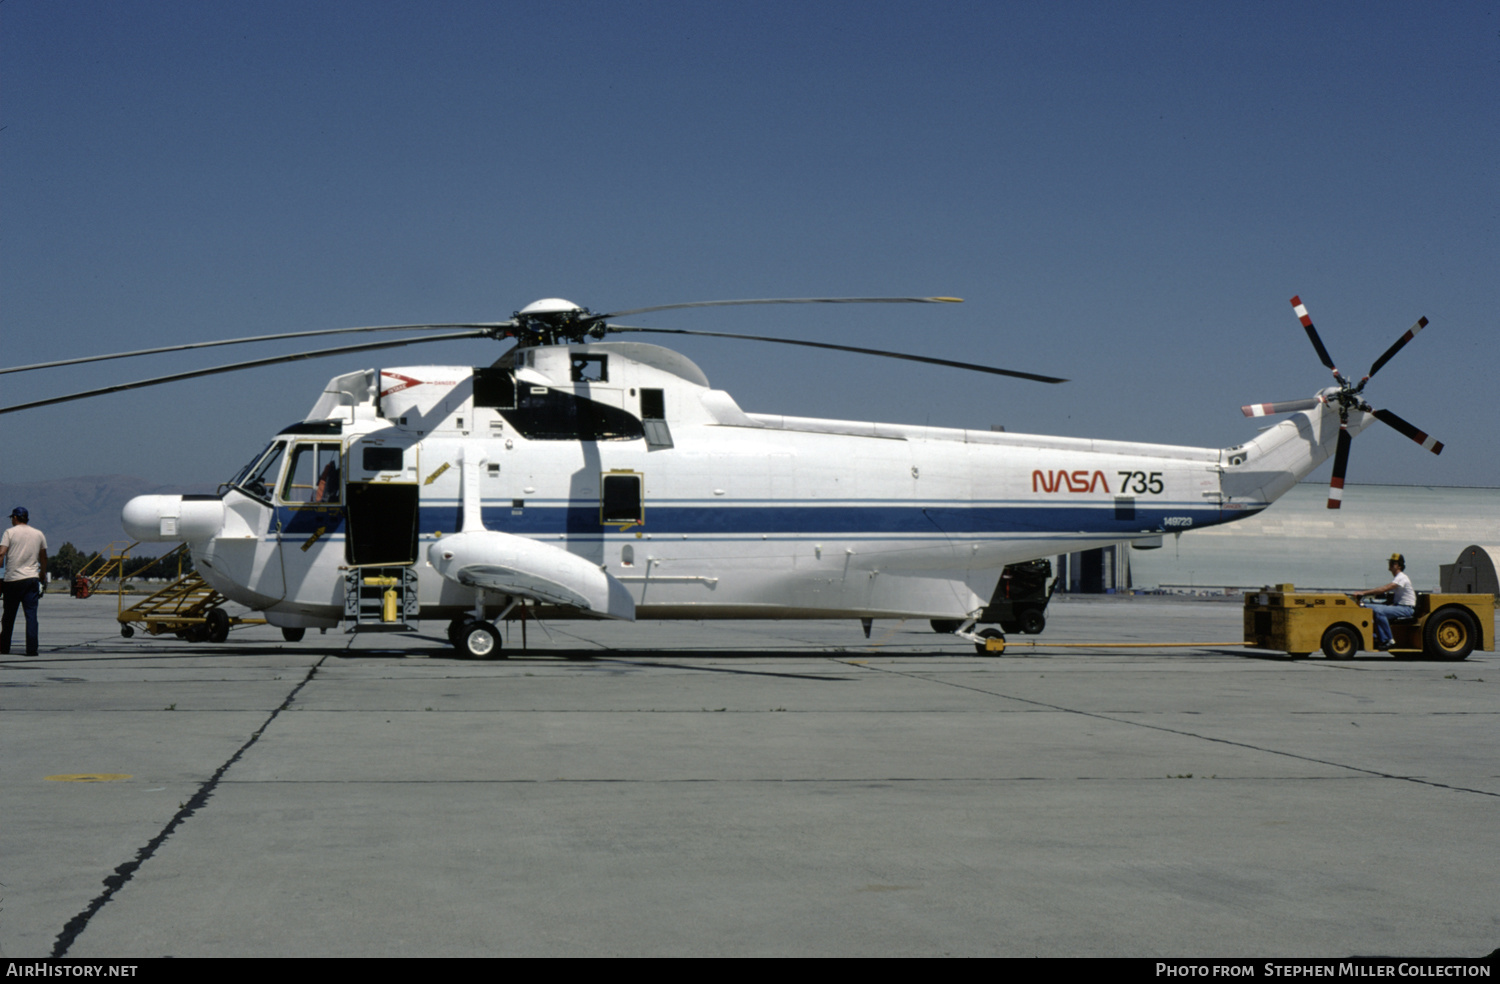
[344,440,420,567]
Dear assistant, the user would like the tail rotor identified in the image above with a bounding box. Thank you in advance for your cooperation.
[1240,295,1443,509]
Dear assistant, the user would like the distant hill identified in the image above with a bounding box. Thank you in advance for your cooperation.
[0,475,215,556]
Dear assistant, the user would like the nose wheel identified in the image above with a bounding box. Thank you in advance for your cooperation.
[974,628,1006,655]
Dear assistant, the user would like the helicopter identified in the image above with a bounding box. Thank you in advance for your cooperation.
[0,294,1443,657]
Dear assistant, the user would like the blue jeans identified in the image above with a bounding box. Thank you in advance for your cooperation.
[1,577,41,655]
[1367,603,1414,647]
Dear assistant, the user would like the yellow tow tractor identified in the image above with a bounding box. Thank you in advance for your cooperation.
[1244,585,1494,660]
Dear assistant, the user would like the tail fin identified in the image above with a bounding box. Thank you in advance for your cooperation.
[1220,404,1372,506]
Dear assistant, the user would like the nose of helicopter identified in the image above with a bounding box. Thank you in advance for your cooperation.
[122,495,226,542]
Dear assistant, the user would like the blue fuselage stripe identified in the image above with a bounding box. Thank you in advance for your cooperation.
[271,502,1251,541]
[421,503,1237,536]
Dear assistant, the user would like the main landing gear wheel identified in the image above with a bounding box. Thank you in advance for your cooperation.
[1019,608,1046,635]
[930,619,963,634]
[457,621,504,660]
[1423,607,1478,661]
[280,627,306,643]
[974,628,1005,655]
[446,619,467,649]
[1320,623,1360,660]
[204,608,231,644]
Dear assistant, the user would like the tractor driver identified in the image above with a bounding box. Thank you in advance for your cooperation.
[1353,553,1416,651]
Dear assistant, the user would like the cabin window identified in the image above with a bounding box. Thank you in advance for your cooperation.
[601,472,644,525]
[639,387,673,449]
[362,447,404,472]
[640,389,665,420]
[282,443,343,504]
[572,354,608,383]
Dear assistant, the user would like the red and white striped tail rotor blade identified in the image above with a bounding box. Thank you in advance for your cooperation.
[1241,396,1325,418]
[1326,425,1353,509]
[1373,408,1444,455]
[1365,316,1429,382]
[1290,295,1344,382]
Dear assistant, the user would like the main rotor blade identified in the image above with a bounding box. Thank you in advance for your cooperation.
[1290,295,1344,383]
[1372,408,1444,455]
[1364,316,1429,382]
[1242,397,1326,417]
[1327,425,1352,509]
[597,296,963,320]
[607,325,1066,383]
[0,330,490,416]
[0,323,510,376]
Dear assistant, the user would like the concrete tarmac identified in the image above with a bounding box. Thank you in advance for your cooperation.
[2,594,1495,958]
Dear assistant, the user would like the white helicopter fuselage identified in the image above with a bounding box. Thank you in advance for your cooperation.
[123,340,1363,631]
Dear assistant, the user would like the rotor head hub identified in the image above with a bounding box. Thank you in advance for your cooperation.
[512,298,600,345]
[517,298,583,317]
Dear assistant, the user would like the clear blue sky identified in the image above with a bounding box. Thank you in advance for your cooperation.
[3,0,1496,488]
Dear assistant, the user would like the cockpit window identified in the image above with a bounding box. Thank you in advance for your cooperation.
[281,443,343,504]
[226,441,286,501]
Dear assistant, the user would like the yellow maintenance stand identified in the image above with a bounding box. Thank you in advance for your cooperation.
[1244,585,1494,660]
[96,543,265,642]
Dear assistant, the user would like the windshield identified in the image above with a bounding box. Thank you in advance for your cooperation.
[223,441,286,501]
[225,443,274,489]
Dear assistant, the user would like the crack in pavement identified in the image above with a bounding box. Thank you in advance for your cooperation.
[840,659,1499,799]
[50,654,330,957]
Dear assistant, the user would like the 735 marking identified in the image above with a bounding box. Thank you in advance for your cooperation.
[1117,471,1164,495]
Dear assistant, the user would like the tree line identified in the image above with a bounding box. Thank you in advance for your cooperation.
[47,543,194,584]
